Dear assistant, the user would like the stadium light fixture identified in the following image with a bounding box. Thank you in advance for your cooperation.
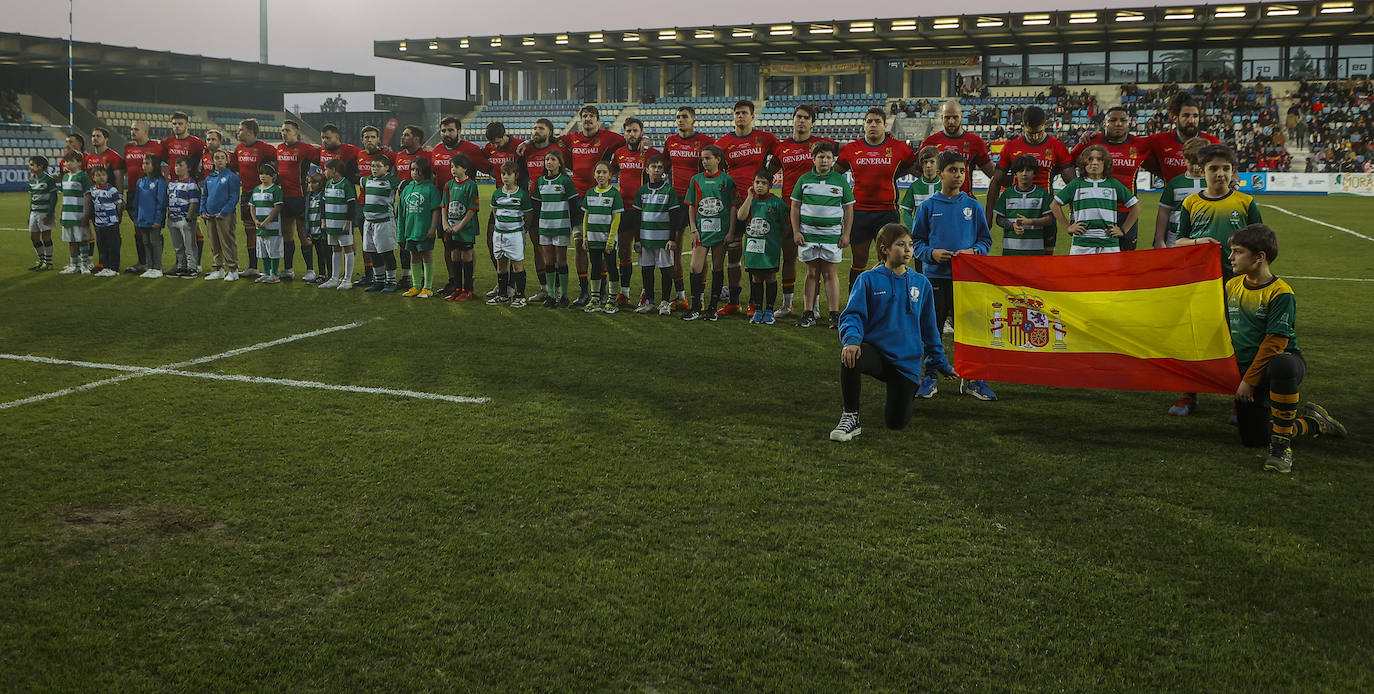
[490,37,502,47]
[770,25,794,36]
[1023,14,1052,26]
[1266,5,1300,16]
[1214,6,1247,18]
[428,41,438,50]
[555,34,569,44]
[1164,9,1196,20]
[810,24,834,34]
[1115,11,1146,22]
[459,39,469,48]
[1321,2,1355,13]
[695,29,716,39]
[933,18,960,29]
[891,20,917,31]
[588,33,604,43]
[849,21,875,33]
[623,33,640,42]
[628,55,648,59]
[398,41,407,51]
[659,30,678,40]
[733,27,755,37]
[597,56,615,60]
[977,17,1005,28]
[1069,12,1098,24]
[662,53,681,58]
[522,37,535,46]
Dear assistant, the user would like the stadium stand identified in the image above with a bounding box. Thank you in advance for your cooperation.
[757,94,888,141]
[1123,81,1290,171]
[0,122,63,168]
[636,95,752,138]
[459,100,624,140]
[1294,77,1373,173]
[96,100,283,140]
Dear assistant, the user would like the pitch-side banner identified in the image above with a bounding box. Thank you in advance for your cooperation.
[951,245,1239,394]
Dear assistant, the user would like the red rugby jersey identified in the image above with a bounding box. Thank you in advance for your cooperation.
[83,147,125,180]
[716,128,779,201]
[919,129,991,195]
[775,136,836,199]
[663,131,714,198]
[522,141,570,193]
[161,135,207,180]
[123,140,162,192]
[1068,134,1150,194]
[1144,130,1222,182]
[996,135,1073,193]
[393,147,429,184]
[317,143,361,183]
[234,140,276,193]
[431,140,490,188]
[838,135,917,211]
[610,143,662,209]
[479,137,522,178]
[275,140,320,198]
[559,128,625,195]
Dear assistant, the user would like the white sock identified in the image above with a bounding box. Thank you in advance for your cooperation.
[781,292,794,309]
[332,250,344,280]
[343,251,355,279]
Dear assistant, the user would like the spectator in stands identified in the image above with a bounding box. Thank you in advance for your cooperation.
[0,89,21,122]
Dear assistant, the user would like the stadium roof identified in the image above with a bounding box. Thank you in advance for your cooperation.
[0,33,374,93]
[376,1,1374,70]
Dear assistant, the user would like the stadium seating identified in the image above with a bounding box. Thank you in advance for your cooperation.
[635,95,753,139]
[0,122,64,168]
[96,100,282,141]
[1123,83,1288,171]
[757,94,888,142]
[460,100,624,140]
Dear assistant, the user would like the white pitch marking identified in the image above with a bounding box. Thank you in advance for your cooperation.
[1286,275,1374,283]
[1264,204,1374,242]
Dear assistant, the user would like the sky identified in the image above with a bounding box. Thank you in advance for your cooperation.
[4,0,1203,107]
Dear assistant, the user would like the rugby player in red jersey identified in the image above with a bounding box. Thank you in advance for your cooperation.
[81,127,124,271]
[986,106,1073,251]
[715,100,779,315]
[352,125,396,287]
[234,118,276,277]
[275,119,321,279]
[160,112,207,270]
[1144,91,1221,183]
[389,125,430,290]
[661,106,713,309]
[430,116,491,295]
[836,107,918,292]
[510,118,566,300]
[919,100,996,196]
[556,105,625,306]
[610,117,660,308]
[1068,106,1151,251]
[122,121,162,273]
[767,103,834,317]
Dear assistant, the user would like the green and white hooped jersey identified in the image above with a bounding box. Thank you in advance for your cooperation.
[534,172,576,235]
[30,174,58,215]
[582,185,623,247]
[899,176,940,224]
[362,174,402,222]
[636,180,679,249]
[59,171,92,228]
[251,184,283,235]
[1160,174,1207,245]
[792,169,854,244]
[307,192,324,238]
[993,185,1053,255]
[323,178,356,235]
[491,186,532,234]
[1053,176,1137,248]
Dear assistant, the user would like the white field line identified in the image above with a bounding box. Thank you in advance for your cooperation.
[1286,275,1374,283]
[1264,204,1374,242]
[0,320,380,410]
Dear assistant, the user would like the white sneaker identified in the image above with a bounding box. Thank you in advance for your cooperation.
[634,302,656,314]
[223,271,239,282]
[486,284,502,298]
[776,304,793,319]
[280,269,294,280]
[658,300,672,316]
[318,278,341,289]
[204,270,225,281]
[253,274,266,283]
[530,288,549,302]
[301,270,317,282]
[59,264,78,274]
[337,280,353,291]
[95,268,118,277]
[80,264,94,275]
[142,269,163,279]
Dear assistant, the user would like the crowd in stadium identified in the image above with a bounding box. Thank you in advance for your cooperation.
[1295,77,1374,172]
[1126,79,1291,171]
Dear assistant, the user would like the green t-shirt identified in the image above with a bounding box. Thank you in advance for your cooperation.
[582,185,624,250]
[397,180,441,243]
[533,172,577,236]
[899,175,940,229]
[491,186,533,234]
[322,177,356,236]
[686,170,735,246]
[251,184,283,236]
[59,171,92,228]
[743,193,788,270]
[993,184,1053,256]
[362,174,403,222]
[30,173,58,215]
[1158,173,1207,247]
[792,169,855,245]
[444,177,480,242]
[635,179,679,249]
[1225,275,1300,365]
[1053,176,1138,248]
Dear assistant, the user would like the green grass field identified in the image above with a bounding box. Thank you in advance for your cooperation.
[1,187,1371,690]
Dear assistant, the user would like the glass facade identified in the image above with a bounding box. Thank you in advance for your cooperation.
[988,54,1022,86]
[1151,49,1193,82]
[1197,48,1237,80]
[1027,53,1064,86]
[1288,46,1332,80]
[700,63,726,96]
[765,76,793,97]
[801,75,829,94]
[732,63,759,99]
[1066,53,1106,85]
[665,62,692,98]
[1109,50,1149,83]
[1337,44,1373,78]
[1241,47,1280,81]
[572,67,597,104]
[874,60,904,97]
[604,66,628,103]
[633,65,659,101]
[836,73,866,94]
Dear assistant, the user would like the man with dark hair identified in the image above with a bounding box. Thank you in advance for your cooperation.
[122,121,162,273]
[234,118,276,277]
[1069,105,1150,251]
[985,106,1073,250]
[661,106,714,309]
[555,104,625,306]
[64,132,86,161]
[1144,91,1222,183]
[610,117,661,307]
[161,111,206,181]
[429,116,490,293]
[352,125,396,287]
[716,99,779,315]
[276,119,321,280]
[919,100,996,196]
[768,104,835,317]
[836,107,918,293]
[85,127,124,197]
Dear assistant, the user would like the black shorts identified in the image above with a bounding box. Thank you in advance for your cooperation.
[281,196,307,219]
[851,209,899,245]
[620,208,641,239]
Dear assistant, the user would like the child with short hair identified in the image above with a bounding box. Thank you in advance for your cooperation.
[683,145,736,321]
[1051,145,1139,255]
[583,160,624,313]
[790,140,853,329]
[911,150,996,401]
[57,151,93,274]
[633,154,680,316]
[1225,224,1345,472]
[88,166,124,276]
[167,157,202,277]
[732,170,788,325]
[26,155,57,271]
[899,145,941,229]
[305,173,330,285]
[250,163,284,283]
[831,223,956,441]
[442,154,480,301]
[133,156,168,278]
[318,159,359,291]
[398,156,442,298]
[202,149,241,281]
[1153,136,1209,248]
[534,149,578,308]
[992,154,1054,256]
[360,157,403,294]
[489,161,534,307]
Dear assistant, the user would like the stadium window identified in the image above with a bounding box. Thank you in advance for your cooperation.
[542,68,565,99]
[1151,48,1194,82]
[910,69,942,96]
[665,62,692,98]
[874,60,905,97]
[732,63,760,97]
[572,66,598,103]
[605,65,629,102]
[988,54,1023,86]
[1287,45,1333,80]
[1197,47,1237,80]
[801,75,828,94]
[633,66,660,101]
[1108,50,1149,83]
[836,73,866,94]
[700,63,727,97]
[1336,43,1372,78]
[1241,46,1280,81]
[765,76,794,97]
[1027,53,1064,86]
[1066,52,1105,84]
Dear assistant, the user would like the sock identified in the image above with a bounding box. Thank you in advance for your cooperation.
[765,281,778,311]
[316,241,331,276]
[413,259,425,289]
[498,270,508,298]
[729,284,741,306]
[32,240,42,263]
[248,246,258,270]
[196,238,205,266]
[782,280,795,308]
[709,270,724,309]
[578,270,589,292]
[558,267,570,299]
[750,279,763,311]
[363,260,374,278]
[660,267,673,303]
[535,268,546,285]
[690,271,704,311]
[515,270,527,295]
[384,251,398,283]
[445,256,459,288]
[400,252,411,276]
[544,265,556,296]
[42,240,53,264]
[849,265,865,291]
[462,260,475,292]
[283,241,295,270]
[300,242,313,271]
[642,266,655,300]
[1270,391,1301,439]
[425,261,436,289]
[332,250,344,280]
[619,264,634,295]
[451,257,464,293]
[605,255,619,285]
[344,252,356,281]
[675,277,685,299]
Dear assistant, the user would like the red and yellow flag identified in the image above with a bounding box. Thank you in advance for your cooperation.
[952,245,1239,394]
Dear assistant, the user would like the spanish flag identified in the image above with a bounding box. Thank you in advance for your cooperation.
[952,245,1239,394]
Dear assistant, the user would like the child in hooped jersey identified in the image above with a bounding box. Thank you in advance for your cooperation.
[57,151,93,274]
[831,223,956,441]
[442,155,480,301]
[26,155,57,271]
[1051,145,1139,255]
[992,154,1054,256]
[683,145,735,321]
[318,158,359,291]
[583,160,624,313]
[898,145,941,230]
[305,173,330,285]
[790,140,853,329]
[250,163,284,283]
[87,165,124,276]
[634,154,680,316]
[488,161,534,307]
[1153,136,1209,248]
[133,155,168,278]
[731,170,788,325]
[360,157,403,294]
[534,149,578,308]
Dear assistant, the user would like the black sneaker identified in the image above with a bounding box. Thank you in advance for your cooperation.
[543,296,558,308]
[681,309,703,321]
[395,276,413,291]
[827,314,839,330]
[705,310,719,322]
[797,310,817,328]
[123,265,142,274]
[829,412,862,441]
[27,262,43,271]
[440,281,457,295]
[572,289,591,307]
[557,296,571,309]
[1303,403,1347,438]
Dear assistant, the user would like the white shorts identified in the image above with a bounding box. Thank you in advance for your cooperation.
[29,212,53,233]
[494,231,525,261]
[61,224,91,243]
[327,232,353,248]
[539,234,570,248]
[798,241,842,264]
[256,234,284,259]
[638,246,674,268]
[362,220,398,254]
[1069,245,1120,255]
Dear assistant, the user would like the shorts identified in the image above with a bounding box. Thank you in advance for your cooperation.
[619,208,641,241]
[281,196,307,219]
[255,234,284,259]
[327,232,354,248]
[61,224,92,243]
[239,200,257,224]
[29,212,53,233]
[1069,244,1120,255]
[638,246,674,268]
[362,220,398,253]
[851,209,898,245]
[798,241,843,264]
[404,238,435,253]
[539,233,570,247]
[493,231,525,261]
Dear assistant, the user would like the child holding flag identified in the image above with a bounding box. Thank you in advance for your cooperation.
[1050,146,1139,256]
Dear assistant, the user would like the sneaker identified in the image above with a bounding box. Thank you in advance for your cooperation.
[746,302,757,317]
[312,275,329,285]
[1264,436,1294,473]
[123,265,141,274]
[542,296,557,308]
[916,376,938,399]
[318,278,341,289]
[59,264,78,274]
[487,293,509,305]
[355,275,374,288]
[141,269,163,279]
[95,268,118,277]
[262,275,281,284]
[443,289,462,301]
[829,412,862,442]
[634,301,656,314]
[486,284,503,299]
[366,282,386,293]
[572,290,591,307]
[717,302,740,316]
[440,281,457,296]
[1303,403,1347,438]
[80,264,94,275]
[279,269,294,281]
[457,289,474,302]
[224,271,239,282]
[395,276,413,291]
[27,262,42,271]
[301,270,317,282]
[603,298,619,314]
[527,287,546,302]
[337,280,353,291]
[681,308,703,321]
[961,379,998,401]
[402,286,421,297]
[776,304,793,319]
[583,303,603,313]
[761,310,775,325]
[827,314,839,330]
[241,267,260,278]
[557,296,571,309]
[181,268,198,279]
[705,309,719,322]
[749,311,764,325]
[419,288,436,298]
[253,274,267,284]
[380,283,399,294]
[204,270,225,281]
[797,310,817,328]
[510,295,527,308]
[658,300,672,316]
[615,293,631,307]
[1168,395,1198,416]
[671,298,689,311]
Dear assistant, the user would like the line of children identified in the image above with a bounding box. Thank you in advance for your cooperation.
[88,165,124,276]
[790,141,854,329]
[683,145,735,321]
[488,161,533,307]
[442,155,480,301]
[583,160,625,313]
[398,157,442,298]
[202,149,241,281]
[360,157,403,294]
[1050,145,1140,256]
[249,163,284,283]
[632,154,681,316]
[732,170,789,325]
[991,154,1054,256]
